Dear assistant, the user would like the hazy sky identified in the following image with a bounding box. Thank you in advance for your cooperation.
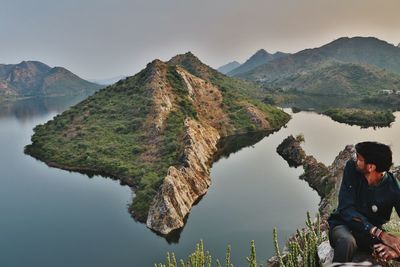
[1,0,399,80]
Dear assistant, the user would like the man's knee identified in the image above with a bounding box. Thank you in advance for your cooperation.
[330,225,358,262]
[336,234,357,250]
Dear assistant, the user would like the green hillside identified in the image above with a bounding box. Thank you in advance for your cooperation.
[25,53,290,221]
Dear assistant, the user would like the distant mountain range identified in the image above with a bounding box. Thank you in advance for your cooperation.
[0,61,103,98]
[233,37,400,95]
[227,49,288,76]
[89,75,127,85]
[217,61,241,74]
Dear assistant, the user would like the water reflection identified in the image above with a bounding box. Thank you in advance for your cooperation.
[4,94,399,266]
[214,130,274,161]
[0,94,92,121]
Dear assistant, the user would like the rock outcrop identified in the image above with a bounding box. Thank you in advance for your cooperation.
[276,135,306,167]
[276,136,352,219]
[146,119,220,234]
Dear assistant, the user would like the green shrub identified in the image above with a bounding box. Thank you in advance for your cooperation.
[155,240,259,267]
[273,212,323,267]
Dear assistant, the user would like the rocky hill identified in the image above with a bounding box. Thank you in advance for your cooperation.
[0,61,102,98]
[217,61,241,74]
[25,52,290,234]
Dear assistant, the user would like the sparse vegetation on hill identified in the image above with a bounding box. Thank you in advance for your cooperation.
[25,53,290,223]
[323,108,395,128]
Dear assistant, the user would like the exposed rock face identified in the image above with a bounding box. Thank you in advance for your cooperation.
[146,118,220,234]
[145,60,175,133]
[146,64,280,234]
[245,105,271,129]
[300,155,331,198]
[176,67,231,135]
[318,240,334,266]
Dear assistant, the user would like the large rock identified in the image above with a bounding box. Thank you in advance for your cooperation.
[276,135,306,167]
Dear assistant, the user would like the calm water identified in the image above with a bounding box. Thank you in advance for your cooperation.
[1,96,399,266]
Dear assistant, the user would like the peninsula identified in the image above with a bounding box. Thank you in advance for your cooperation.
[25,52,290,234]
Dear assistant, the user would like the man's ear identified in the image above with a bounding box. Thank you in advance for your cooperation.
[368,163,376,172]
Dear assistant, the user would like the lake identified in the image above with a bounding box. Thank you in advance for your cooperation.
[1,96,399,266]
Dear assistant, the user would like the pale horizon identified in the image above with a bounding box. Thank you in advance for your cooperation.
[1,0,399,80]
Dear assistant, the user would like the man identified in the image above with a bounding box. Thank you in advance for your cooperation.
[328,141,400,263]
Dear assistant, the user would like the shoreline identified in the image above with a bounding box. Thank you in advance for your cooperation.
[25,121,289,234]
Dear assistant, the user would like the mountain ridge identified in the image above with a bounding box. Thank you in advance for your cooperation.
[0,61,102,98]
[217,61,241,74]
[227,49,289,76]
[236,37,400,96]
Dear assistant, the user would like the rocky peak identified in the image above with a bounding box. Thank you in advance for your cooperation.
[135,59,169,88]
[168,51,199,63]
[16,61,51,74]
[147,58,165,68]
[145,59,167,74]
[252,49,270,58]
[168,52,216,80]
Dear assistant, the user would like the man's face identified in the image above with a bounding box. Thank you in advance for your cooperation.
[355,153,375,174]
[355,153,367,173]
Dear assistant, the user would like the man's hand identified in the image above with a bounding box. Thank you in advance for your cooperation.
[381,232,400,255]
[373,243,399,261]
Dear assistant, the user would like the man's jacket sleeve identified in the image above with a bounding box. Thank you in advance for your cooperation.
[395,179,400,217]
[337,160,374,234]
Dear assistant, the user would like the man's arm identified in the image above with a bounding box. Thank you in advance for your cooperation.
[379,180,400,255]
[395,179,400,217]
[336,160,374,234]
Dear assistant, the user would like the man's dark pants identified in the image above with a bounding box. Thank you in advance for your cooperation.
[329,225,380,262]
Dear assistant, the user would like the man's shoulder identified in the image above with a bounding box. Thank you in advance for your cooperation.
[342,159,363,185]
[387,171,400,191]
[344,159,357,171]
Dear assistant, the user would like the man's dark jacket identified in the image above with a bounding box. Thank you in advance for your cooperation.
[328,160,400,235]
